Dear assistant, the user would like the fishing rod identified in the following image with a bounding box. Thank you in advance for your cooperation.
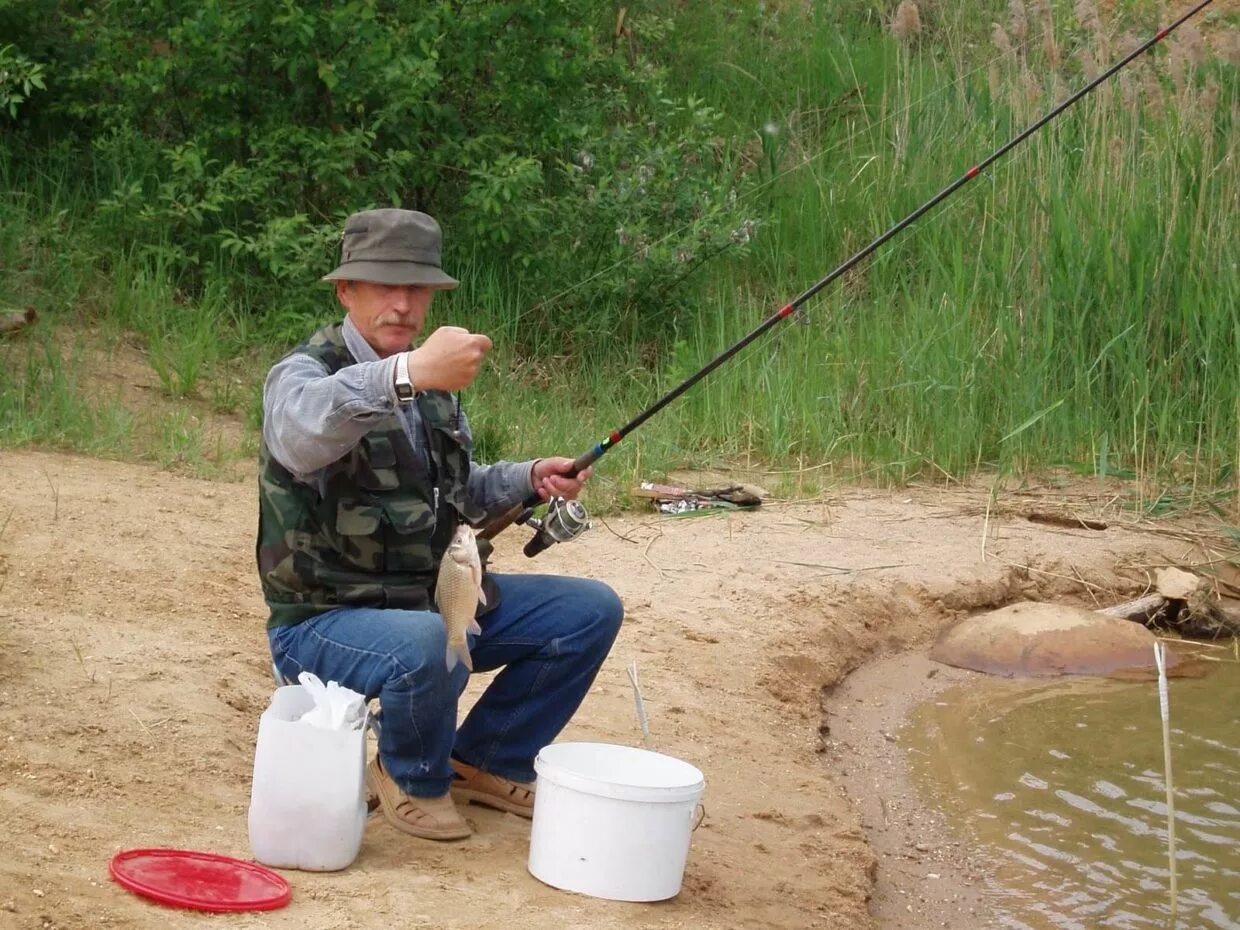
[482,0,1215,558]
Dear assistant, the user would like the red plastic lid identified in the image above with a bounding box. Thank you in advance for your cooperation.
[109,848,291,912]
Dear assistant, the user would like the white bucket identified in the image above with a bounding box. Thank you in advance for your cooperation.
[527,741,704,902]
[247,684,368,871]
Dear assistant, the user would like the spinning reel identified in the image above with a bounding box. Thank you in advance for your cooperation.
[515,496,592,557]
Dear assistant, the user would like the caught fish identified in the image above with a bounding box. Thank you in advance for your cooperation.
[435,523,487,671]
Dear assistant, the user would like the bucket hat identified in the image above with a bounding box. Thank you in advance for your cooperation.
[322,208,459,288]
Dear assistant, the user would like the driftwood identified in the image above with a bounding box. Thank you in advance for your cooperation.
[1100,594,1169,623]
[0,307,37,335]
[1098,568,1240,640]
[1181,592,1240,640]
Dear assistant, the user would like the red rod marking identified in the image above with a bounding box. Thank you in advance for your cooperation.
[966,166,980,179]
[777,304,795,318]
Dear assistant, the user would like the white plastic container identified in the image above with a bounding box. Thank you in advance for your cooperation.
[528,741,705,901]
[247,684,367,871]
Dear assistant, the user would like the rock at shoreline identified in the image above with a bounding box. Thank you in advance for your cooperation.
[931,602,1178,678]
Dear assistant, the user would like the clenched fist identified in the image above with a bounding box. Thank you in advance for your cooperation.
[406,326,493,392]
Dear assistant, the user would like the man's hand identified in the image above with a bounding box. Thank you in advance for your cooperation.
[406,326,493,391]
[531,457,592,501]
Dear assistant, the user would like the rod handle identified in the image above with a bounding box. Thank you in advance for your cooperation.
[476,444,604,541]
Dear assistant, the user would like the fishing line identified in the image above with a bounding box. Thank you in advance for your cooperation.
[514,20,1091,321]
[703,39,1158,411]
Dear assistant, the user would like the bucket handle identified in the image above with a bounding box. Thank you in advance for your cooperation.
[692,802,707,832]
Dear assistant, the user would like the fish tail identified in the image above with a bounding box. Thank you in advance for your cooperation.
[447,640,474,672]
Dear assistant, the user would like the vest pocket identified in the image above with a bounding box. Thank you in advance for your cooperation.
[429,419,472,455]
[379,497,437,575]
[380,498,437,536]
[333,498,437,577]
[333,500,387,573]
[353,435,400,491]
[335,500,383,536]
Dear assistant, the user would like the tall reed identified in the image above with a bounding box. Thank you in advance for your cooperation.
[636,1,1238,498]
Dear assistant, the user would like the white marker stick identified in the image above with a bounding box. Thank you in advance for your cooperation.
[1154,642,1178,922]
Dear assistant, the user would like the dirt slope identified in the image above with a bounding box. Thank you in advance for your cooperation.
[0,450,1176,929]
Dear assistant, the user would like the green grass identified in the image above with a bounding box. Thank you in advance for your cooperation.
[1,0,1236,516]
[640,0,1239,492]
[0,332,135,454]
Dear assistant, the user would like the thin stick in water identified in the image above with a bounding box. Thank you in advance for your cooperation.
[981,487,993,562]
[1154,641,1178,923]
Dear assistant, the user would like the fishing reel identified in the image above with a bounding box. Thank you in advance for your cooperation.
[518,496,592,558]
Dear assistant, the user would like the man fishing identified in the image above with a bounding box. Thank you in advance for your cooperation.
[256,207,623,841]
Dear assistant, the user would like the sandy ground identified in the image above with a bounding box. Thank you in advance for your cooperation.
[0,448,1206,930]
[827,653,995,929]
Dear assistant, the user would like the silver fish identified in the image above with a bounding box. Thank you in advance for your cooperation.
[435,523,487,671]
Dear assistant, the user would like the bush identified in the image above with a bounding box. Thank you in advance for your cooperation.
[14,1,748,340]
[0,43,45,119]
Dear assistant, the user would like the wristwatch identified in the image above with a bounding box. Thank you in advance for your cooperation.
[394,351,416,404]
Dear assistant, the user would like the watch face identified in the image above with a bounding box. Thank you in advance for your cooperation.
[395,353,415,401]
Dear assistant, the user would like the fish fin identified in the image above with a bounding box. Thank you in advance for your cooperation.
[447,641,474,672]
[472,563,486,605]
[468,618,482,636]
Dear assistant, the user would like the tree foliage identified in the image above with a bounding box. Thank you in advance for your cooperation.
[4,1,747,336]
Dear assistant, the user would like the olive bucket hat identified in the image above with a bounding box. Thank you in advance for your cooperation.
[322,208,459,289]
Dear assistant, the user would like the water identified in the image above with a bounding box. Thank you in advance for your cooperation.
[906,654,1240,929]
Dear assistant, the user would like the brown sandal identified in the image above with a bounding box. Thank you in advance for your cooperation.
[450,758,536,818]
[366,757,471,840]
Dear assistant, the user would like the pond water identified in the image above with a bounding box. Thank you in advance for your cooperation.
[905,652,1240,929]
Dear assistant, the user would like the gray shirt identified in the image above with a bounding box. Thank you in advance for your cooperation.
[262,316,536,517]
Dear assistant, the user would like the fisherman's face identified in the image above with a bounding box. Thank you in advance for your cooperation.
[337,280,436,357]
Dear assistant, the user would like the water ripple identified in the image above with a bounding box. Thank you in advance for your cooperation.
[907,661,1240,929]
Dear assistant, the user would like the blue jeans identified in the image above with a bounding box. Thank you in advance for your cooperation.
[268,573,623,798]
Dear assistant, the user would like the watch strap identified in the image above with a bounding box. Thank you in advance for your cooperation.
[394,351,416,403]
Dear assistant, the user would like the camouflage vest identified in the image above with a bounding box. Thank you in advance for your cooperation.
[257,323,486,628]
